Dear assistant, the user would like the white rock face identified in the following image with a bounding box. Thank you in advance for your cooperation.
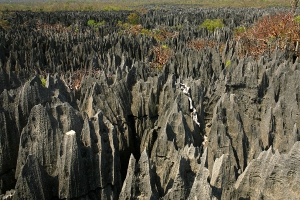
[66,130,76,136]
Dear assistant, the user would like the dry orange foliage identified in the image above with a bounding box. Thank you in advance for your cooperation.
[235,12,300,58]
[187,39,218,50]
[35,21,71,34]
[150,45,174,69]
[153,27,179,42]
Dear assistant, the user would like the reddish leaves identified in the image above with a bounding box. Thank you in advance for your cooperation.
[235,12,300,58]
[150,45,174,69]
[35,21,70,33]
[187,39,218,50]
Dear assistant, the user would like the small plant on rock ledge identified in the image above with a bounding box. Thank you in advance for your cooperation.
[40,76,47,87]
[226,60,231,67]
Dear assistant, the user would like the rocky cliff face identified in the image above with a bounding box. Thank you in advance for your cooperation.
[0,6,300,200]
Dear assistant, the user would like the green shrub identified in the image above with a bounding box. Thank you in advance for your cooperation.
[233,26,246,34]
[0,19,10,30]
[295,15,300,23]
[175,24,182,30]
[96,20,105,26]
[199,19,224,32]
[87,19,95,27]
[127,12,140,25]
[87,19,105,29]
[226,60,231,67]
[40,77,47,87]
[155,29,162,34]
[162,44,169,49]
[140,28,151,35]
[118,21,130,30]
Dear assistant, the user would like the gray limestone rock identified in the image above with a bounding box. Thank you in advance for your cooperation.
[80,111,122,199]
[119,150,158,200]
[162,145,207,200]
[15,101,83,178]
[58,130,87,199]
[233,142,300,200]
[187,148,212,200]
[0,105,19,194]
[13,155,53,200]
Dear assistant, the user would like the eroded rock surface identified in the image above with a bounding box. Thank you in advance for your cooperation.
[0,6,300,200]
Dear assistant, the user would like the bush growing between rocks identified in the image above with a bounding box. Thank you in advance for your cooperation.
[118,21,143,36]
[161,44,169,49]
[40,77,46,87]
[226,60,231,67]
[118,22,178,43]
[0,19,9,29]
[127,12,140,25]
[187,39,226,55]
[35,22,70,34]
[199,19,224,32]
[294,15,300,23]
[87,19,95,27]
[0,11,10,30]
[235,12,300,58]
[233,26,246,34]
[150,45,174,69]
[87,19,105,28]
[140,28,151,35]
[187,39,219,50]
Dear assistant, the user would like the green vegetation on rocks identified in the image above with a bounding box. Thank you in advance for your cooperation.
[199,19,224,32]
[127,12,140,25]
[87,19,105,28]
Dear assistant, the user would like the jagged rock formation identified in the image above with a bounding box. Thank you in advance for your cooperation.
[13,155,54,200]
[0,6,300,200]
[233,141,300,200]
[119,150,159,200]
